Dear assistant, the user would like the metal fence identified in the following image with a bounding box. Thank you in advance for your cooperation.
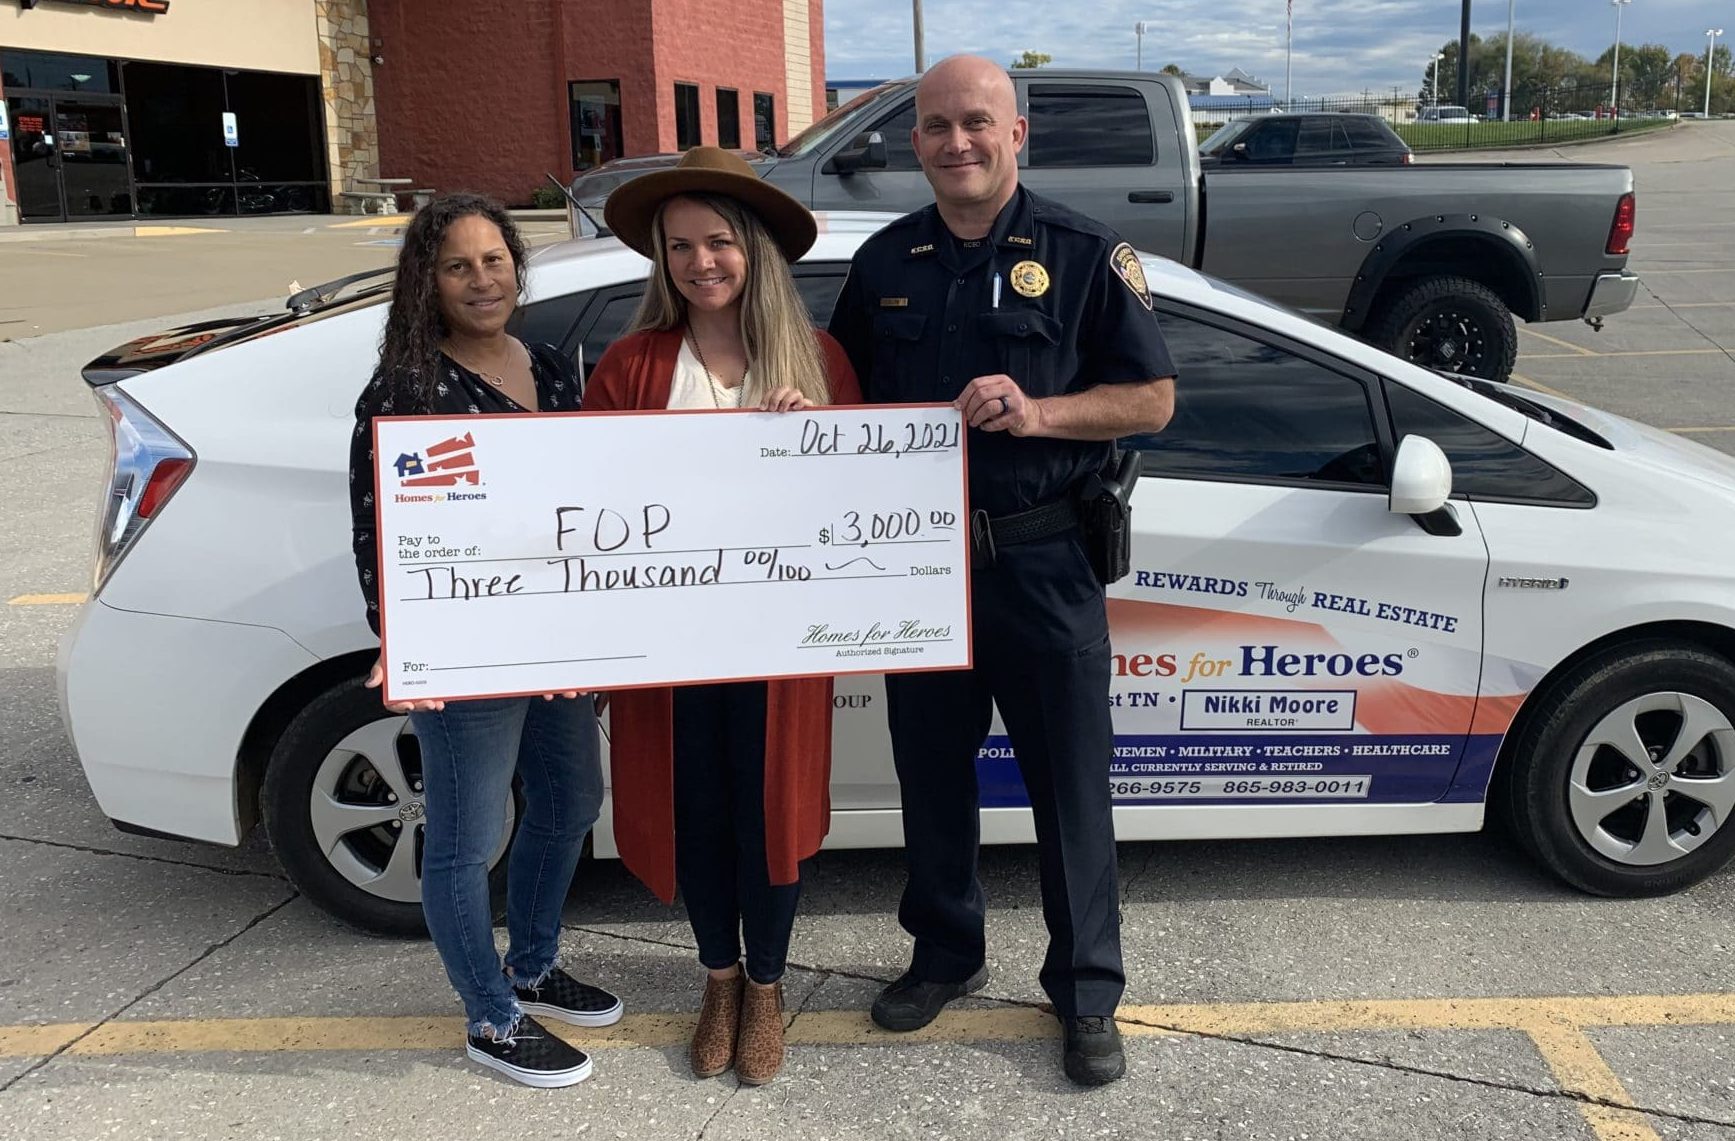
[1190,88,1682,151]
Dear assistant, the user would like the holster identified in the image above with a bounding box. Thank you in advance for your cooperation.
[1075,448,1142,585]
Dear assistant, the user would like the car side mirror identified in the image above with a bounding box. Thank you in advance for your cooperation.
[1390,435,1460,534]
[831,131,888,174]
[1230,141,1249,160]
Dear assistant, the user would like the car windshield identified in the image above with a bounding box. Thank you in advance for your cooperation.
[778,83,912,157]
[1199,119,1254,154]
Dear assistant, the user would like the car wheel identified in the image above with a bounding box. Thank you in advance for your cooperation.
[262,675,515,936]
[1504,642,1735,897]
[1367,275,1518,382]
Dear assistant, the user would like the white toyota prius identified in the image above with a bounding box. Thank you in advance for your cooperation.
[58,215,1735,934]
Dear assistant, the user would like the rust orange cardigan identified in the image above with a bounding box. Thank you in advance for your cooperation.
[580,327,863,903]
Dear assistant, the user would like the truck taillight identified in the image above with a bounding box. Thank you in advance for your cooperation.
[92,387,194,593]
[1606,192,1635,256]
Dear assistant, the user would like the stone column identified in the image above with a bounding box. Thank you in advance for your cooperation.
[316,0,383,213]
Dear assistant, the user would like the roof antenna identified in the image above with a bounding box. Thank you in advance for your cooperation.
[546,173,605,239]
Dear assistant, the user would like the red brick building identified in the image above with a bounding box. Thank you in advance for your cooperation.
[367,0,826,206]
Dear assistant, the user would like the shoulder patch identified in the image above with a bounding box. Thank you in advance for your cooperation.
[1109,243,1152,310]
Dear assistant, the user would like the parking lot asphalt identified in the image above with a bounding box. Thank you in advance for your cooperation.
[2,126,1734,1141]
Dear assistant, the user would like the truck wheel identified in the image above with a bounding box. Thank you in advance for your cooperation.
[1367,275,1518,382]
[262,675,515,936]
[1502,641,1735,897]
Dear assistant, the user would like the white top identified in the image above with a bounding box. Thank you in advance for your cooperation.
[666,336,747,410]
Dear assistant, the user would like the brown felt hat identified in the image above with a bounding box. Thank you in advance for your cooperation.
[603,146,818,263]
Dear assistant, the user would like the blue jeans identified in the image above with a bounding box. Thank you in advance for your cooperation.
[410,696,603,1037]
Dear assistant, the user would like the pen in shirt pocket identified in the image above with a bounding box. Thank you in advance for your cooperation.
[992,272,1002,310]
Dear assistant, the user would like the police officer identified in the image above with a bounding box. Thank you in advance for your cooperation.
[828,54,1176,1086]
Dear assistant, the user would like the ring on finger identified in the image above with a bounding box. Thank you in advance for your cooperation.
[998,395,1010,416]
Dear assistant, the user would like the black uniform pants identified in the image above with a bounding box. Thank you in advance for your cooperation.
[884,530,1125,1018]
[673,682,802,985]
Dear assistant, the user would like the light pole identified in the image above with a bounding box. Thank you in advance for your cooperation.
[1430,52,1446,105]
[1285,0,1293,109]
[1135,21,1147,71]
[913,0,925,73]
[1710,28,1726,118]
[1502,0,1516,120]
[1609,0,1631,116]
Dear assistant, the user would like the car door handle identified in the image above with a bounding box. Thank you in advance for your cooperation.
[1127,190,1174,204]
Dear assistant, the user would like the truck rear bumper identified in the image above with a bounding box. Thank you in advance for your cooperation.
[1583,270,1640,321]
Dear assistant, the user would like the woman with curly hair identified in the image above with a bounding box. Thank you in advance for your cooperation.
[347,193,620,1088]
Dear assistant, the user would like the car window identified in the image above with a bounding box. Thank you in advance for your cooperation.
[510,293,586,351]
[1345,118,1397,149]
[1027,84,1154,168]
[1198,118,1254,155]
[1297,118,1335,154]
[793,266,849,327]
[1383,381,1595,506]
[863,102,922,172]
[1245,119,1298,162]
[577,290,642,382]
[1124,309,1385,487]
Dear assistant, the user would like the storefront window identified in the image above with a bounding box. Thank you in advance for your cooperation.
[1,50,120,94]
[228,70,323,182]
[568,80,622,170]
[123,61,230,183]
[4,49,327,222]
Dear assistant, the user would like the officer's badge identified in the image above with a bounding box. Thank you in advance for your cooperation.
[1009,260,1050,298]
[1110,243,1152,310]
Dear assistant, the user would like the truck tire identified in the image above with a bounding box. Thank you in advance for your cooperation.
[1366,275,1518,382]
[262,675,515,936]
[1500,641,1735,897]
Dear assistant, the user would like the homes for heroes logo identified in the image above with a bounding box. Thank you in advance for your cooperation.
[388,431,487,503]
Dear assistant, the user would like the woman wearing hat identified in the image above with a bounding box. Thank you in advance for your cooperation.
[583,147,860,1085]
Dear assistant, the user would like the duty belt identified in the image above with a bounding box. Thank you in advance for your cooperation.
[969,497,1078,568]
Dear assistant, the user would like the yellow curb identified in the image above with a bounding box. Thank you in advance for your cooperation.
[7,593,88,606]
[1,992,1729,1060]
[328,216,410,229]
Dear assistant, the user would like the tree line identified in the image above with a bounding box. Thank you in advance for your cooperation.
[1422,32,1735,113]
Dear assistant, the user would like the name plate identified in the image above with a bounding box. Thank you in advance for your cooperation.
[374,405,972,703]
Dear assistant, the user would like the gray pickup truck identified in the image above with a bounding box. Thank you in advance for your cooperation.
[568,71,1640,382]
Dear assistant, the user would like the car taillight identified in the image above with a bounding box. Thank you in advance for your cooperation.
[1607,192,1635,256]
[136,457,192,519]
[1402,152,1413,164]
[92,387,194,593]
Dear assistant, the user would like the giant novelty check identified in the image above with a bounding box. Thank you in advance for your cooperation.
[374,405,972,703]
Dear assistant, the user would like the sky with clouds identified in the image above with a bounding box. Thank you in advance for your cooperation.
[822,0,1727,97]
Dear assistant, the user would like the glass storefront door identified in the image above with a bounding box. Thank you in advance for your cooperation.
[7,96,64,221]
[54,100,131,217]
[5,94,131,221]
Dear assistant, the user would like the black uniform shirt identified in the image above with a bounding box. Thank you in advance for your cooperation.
[829,186,1175,517]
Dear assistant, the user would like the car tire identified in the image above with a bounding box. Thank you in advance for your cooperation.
[1367,275,1519,382]
[262,675,516,936]
[1503,641,1735,897]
